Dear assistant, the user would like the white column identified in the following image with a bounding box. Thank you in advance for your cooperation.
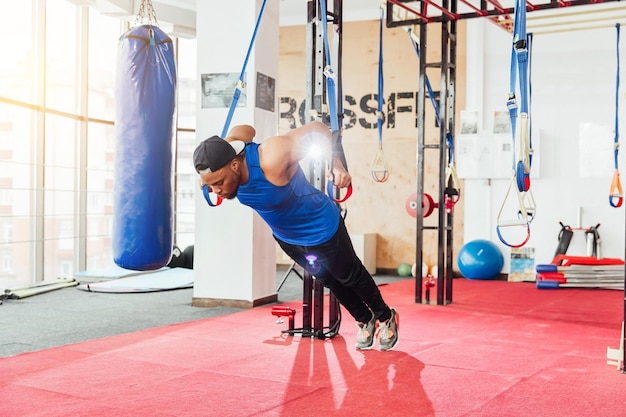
[193,0,279,308]
[463,19,493,245]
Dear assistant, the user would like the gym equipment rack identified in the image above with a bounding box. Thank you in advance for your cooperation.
[383,0,625,373]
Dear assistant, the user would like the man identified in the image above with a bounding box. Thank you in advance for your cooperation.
[193,121,399,351]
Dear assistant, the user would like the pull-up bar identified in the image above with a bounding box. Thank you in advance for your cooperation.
[385,0,622,27]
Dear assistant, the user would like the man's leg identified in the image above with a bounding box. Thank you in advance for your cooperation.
[275,238,372,323]
[275,222,399,351]
[311,218,399,351]
[312,218,392,322]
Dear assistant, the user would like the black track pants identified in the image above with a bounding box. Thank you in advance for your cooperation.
[275,217,391,323]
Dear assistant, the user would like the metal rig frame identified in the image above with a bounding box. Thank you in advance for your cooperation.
[281,0,343,340]
[383,0,622,306]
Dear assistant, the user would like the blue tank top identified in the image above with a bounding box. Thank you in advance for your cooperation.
[236,142,340,246]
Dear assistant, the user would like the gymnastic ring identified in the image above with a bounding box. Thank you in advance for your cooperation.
[202,184,223,207]
[495,223,530,248]
[326,181,353,203]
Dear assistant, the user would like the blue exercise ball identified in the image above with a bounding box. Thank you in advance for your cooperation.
[458,239,504,280]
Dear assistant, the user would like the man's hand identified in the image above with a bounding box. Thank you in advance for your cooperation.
[330,160,351,188]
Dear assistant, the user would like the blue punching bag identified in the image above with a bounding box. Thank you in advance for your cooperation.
[113,25,176,270]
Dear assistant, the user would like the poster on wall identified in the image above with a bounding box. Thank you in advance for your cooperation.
[578,122,614,178]
[200,72,246,109]
[457,124,541,180]
[460,110,479,134]
[493,110,511,134]
[509,247,536,282]
[457,110,491,178]
[255,72,275,112]
[492,133,513,179]
[456,133,494,179]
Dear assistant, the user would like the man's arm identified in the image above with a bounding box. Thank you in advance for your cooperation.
[264,121,352,188]
[283,121,333,162]
[226,125,255,143]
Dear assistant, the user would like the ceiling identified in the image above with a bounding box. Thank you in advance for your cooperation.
[154,0,383,26]
[101,0,626,36]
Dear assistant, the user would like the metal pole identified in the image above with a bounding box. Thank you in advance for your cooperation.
[415,12,428,304]
[445,0,458,304]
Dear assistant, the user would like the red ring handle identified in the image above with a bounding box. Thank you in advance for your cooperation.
[326,182,353,203]
[202,185,223,207]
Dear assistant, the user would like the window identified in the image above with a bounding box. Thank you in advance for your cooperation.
[85,121,115,269]
[0,100,36,285]
[2,224,13,245]
[0,0,197,285]
[1,253,13,273]
[46,0,78,114]
[43,113,77,278]
[0,1,35,104]
[174,38,197,251]
[88,12,121,121]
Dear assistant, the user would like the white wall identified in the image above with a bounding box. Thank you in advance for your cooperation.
[464,19,626,270]
[193,0,278,305]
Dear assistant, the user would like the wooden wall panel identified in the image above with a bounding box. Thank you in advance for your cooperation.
[277,19,466,271]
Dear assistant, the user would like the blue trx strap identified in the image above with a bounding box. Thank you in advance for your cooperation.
[221,0,268,139]
[496,0,535,247]
[610,23,623,208]
[407,27,460,212]
[372,7,389,183]
[203,0,267,207]
[407,29,440,127]
[320,0,352,204]
[508,4,532,193]
[319,0,338,134]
